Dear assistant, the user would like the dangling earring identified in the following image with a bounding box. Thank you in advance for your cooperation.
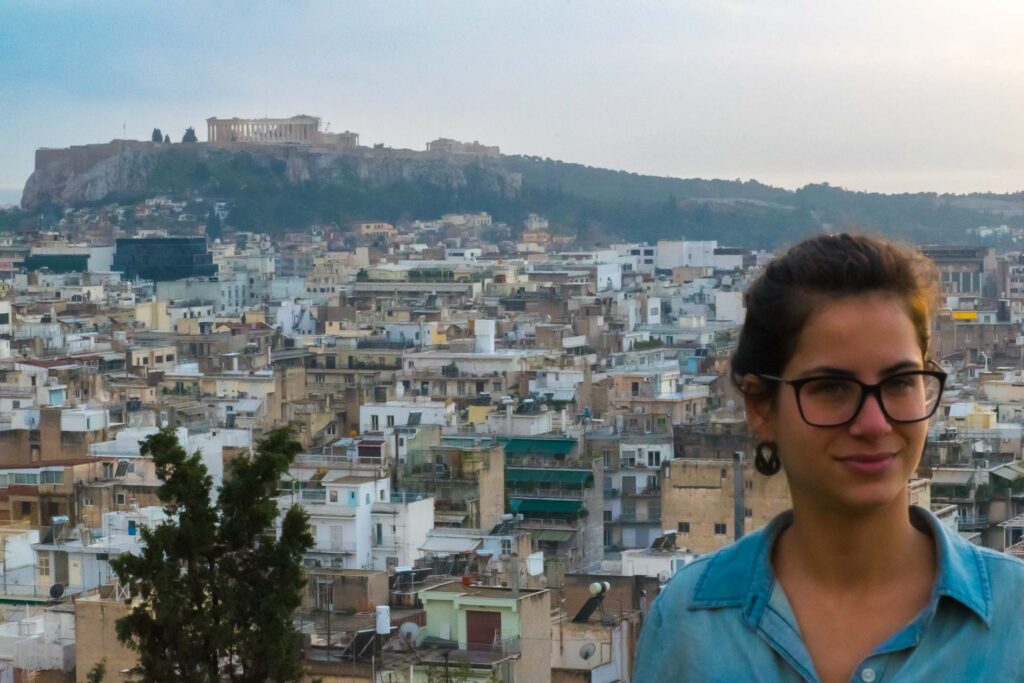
[755,442,781,476]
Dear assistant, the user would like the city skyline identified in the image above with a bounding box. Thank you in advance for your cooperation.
[2,1,1024,199]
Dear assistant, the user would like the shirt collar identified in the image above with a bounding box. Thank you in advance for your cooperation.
[689,505,992,628]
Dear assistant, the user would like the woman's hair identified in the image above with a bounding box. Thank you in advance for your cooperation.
[731,233,939,398]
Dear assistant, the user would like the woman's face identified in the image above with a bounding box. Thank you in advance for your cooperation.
[747,293,930,515]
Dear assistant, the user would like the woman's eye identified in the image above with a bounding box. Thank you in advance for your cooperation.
[805,379,852,397]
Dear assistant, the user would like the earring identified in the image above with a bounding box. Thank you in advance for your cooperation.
[755,442,781,476]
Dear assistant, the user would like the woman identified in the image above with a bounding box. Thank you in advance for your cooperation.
[633,234,1024,682]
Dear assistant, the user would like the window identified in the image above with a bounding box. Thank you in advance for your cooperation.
[0,475,9,488]
[602,450,612,467]
[386,415,395,427]
[623,501,636,520]
[604,510,612,522]
[621,450,636,468]
[166,354,174,362]
[40,471,63,484]
[13,473,38,485]
[745,508,753,518]
[371,415,379,431]
[19,502,30,516]
[155,355,164,364]
[83,496,93,507]
[745,480,753,491]
[677,521,690,533]
[648,501,661,521]
[501,539,513,556]
[647,450,661,467]
[314,374,325,383]
[720,468,727,478]
[116,492,126,506]
[329,490,338,503]
[38,557,49,577]
[714,523,727,535]
[631,381,640,397]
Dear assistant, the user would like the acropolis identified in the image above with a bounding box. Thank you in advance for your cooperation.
[205,115,359,147]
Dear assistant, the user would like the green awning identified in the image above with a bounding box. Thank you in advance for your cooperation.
[505,468,593,486]
[510,498,584,515]
[531,529,575,542]
[504,438,578,458]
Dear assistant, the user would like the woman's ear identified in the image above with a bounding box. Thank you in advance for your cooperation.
[741,374,775,442]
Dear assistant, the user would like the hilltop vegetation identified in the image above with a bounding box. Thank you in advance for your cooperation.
[13,143,1024,248]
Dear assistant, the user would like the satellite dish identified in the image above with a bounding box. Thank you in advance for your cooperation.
[400,622,424,646]
[579,642,597,661]
[658,570,671,584]
[49,583,65,599]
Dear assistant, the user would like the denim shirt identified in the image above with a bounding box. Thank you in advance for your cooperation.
[634,506,1024,682]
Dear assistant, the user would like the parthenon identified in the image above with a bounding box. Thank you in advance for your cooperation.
[206,115,321,143]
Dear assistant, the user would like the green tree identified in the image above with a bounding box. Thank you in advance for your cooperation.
[163,133,171,144]
[111,427,313,682]
[205,208,222,240]
[151,128,163,143]
[86,659,107,683]
[182,126,199,143]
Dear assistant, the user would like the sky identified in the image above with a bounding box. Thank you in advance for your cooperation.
[2,0,1024,202]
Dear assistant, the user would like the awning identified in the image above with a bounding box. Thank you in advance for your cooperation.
[929,470,977,486]
[419,535,482,554]
[504,438,577,458]
[531,529,575,542]
[505,469,593,486]
[434,513,468,525]
[510,498,584,515]
[991,461,1024,483]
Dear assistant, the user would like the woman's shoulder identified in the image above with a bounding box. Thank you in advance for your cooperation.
[975,543,1024,587]
[653,521,778,615]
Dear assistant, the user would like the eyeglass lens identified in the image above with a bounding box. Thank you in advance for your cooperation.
[797,373,943,426]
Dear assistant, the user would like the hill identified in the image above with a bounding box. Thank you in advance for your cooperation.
[17,141,1024,247]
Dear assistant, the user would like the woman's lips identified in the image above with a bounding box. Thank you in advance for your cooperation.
[834,453,898,474]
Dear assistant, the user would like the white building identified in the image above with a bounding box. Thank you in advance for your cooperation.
[279,475,389,570]
[370,492,435,570]
[714,290,745,322]
[359,398,456,434]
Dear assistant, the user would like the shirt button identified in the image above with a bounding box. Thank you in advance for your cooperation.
[861,669,877,683]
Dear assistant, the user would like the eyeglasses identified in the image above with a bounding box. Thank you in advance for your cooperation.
[757,369,947,427]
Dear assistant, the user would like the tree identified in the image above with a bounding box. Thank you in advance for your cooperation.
[86,660,107,683]
[151,128,163,143]
[111,428,313,682]
[163,133,171,144]
[205,208,222,240]
[182,126,199,143]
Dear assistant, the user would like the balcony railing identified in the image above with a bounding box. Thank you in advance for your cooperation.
[622,488,661,498]
[507,487,585,499]
[959,514,990,531]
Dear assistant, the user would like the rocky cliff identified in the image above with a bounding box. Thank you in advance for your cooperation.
[21,141,522,210]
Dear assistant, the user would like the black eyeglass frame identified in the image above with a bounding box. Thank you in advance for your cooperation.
[757,367,948,428]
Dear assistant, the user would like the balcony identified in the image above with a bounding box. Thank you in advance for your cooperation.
[419,637,522,667]
[622,487,661,498]
[959,514,990,531]
[507,487,586,499]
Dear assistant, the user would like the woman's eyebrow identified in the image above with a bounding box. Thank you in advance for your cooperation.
[796,360,923,378]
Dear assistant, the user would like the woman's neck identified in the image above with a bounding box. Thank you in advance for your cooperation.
[774,492,933,590]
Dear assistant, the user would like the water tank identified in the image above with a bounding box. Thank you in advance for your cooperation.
[375,605,391,635]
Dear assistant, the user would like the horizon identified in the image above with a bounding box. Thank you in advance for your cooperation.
[2,1,1024,198]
